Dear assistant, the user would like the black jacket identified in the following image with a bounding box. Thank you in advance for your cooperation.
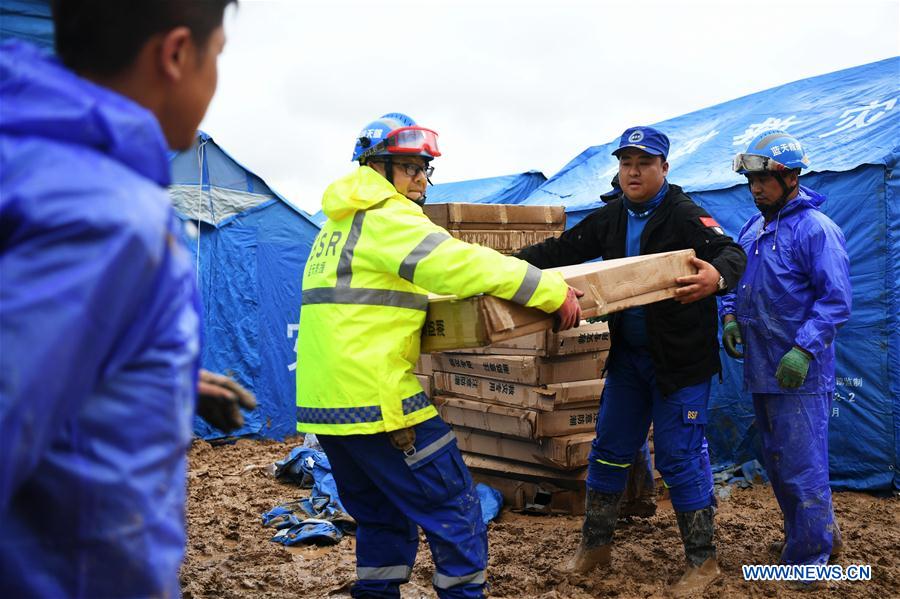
[516,184,747,395]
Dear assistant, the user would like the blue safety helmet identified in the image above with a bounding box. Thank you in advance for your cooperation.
[352,112,441,163]
[733,129,810,174]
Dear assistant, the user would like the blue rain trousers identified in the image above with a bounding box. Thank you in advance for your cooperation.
[318,416,487,599]
[754,392,836,565]
[586,346,714,512]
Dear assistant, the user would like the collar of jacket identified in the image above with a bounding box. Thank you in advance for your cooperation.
[624,180,669,218]
[749,184,827,232]
[321,165,411,221]
[606,183,688,254]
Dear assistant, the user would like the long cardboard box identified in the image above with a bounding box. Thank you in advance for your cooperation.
[433,371,603,411]
[430,351,606,385]
[445,229,560,253]
[422,249,696,352]
[462,452,587,489]
[436,395,597,438]
[424,203,565,231]
[455,428,593,470]
[454,321,611,356]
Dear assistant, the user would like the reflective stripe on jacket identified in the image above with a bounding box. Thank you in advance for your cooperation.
[296,166,568,435]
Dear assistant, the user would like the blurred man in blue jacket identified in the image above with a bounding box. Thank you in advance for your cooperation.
[721,130,852,570]
[0,1,235,596]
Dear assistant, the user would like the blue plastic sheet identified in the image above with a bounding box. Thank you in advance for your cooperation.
[262,447,355,546]
[476,483,503,524]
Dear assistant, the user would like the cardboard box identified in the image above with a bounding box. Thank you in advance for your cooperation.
[415,374,432,399]
[462,452,587,489]
[424,203,565,231]
[446,229,560,254]
[430,351,607,385]
[413,353,433,375]
[436,395,598,438]
[433,371,603,411]
[469,470,586,515]
[421,249,696,352]
[455,321,610,356]
[455,428,594,470]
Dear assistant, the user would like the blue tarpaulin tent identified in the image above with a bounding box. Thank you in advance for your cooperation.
[524,57,900,491]
[309,170,547,225]
[170,132,319,440]
[425,170,547,204]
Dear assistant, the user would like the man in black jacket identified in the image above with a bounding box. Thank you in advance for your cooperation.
[517,126,746,596]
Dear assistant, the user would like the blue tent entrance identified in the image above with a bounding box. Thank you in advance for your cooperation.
[170,132,319,440]
[524,57,900,491]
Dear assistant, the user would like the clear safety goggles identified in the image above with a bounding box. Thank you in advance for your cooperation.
[732,153,788,173]
[385,127,442,157]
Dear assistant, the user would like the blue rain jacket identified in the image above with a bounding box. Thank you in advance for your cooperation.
[0,41,200,597]
[720,185,851,394]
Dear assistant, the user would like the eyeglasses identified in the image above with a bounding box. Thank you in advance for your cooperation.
[395,163,435,178]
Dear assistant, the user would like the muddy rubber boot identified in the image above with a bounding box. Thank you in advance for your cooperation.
[770,519,843,561]
[669,506,721,597]
[831,519,844,559]
[619,449,657,518]
[567,490,621,574]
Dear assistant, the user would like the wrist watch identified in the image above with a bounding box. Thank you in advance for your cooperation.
[716,275,727,291]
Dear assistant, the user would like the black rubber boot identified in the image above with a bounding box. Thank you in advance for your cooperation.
[770,517,844,561]
[619,448,657,518]
[670,506,720,597]
[567,489,621,573]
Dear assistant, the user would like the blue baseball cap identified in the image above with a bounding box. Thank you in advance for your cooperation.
[612,126,670,159]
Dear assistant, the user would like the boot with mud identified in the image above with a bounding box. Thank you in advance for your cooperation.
[567,489,621,574]
[669,506,721,597]
[769,519,844,561]
[619,448,657,519]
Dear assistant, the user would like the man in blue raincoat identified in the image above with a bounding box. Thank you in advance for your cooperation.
[721,130,852,569]
[0,1,236,596]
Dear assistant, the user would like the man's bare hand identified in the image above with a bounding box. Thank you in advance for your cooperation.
[674,257,721,304]
[196,370,257,432]
[554,286,584,332]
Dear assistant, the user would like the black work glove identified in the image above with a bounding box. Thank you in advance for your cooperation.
[196,370,257,432]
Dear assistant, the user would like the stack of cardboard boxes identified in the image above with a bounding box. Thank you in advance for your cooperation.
[434,323,611,514]
[413,203,689,513]
[423,202,566,255]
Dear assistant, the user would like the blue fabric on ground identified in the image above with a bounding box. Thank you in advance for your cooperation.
[476,483,503,524]
[263,446,355,546]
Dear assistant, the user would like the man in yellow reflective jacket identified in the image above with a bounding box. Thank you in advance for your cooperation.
[296,112,581,598]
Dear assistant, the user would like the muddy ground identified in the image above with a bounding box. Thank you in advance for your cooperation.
[182,438,898,599]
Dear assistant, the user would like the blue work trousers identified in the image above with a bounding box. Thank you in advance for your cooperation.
[753,392,835,565]
[318,416,486,599]
[587,346,714,512]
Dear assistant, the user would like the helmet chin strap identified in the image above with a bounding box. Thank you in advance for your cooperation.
[754,172,797,219]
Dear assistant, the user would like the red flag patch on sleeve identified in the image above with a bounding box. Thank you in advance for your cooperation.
[700,216,724,235]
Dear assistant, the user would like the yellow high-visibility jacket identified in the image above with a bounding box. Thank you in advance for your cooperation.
[296,166,568,435]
